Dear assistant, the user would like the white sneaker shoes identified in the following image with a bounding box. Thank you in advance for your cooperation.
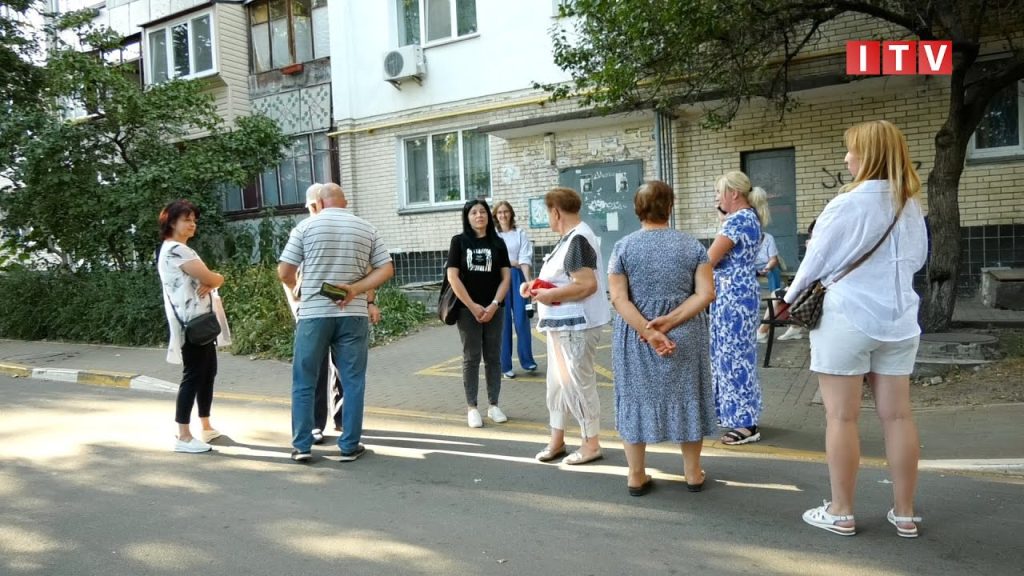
[487,405,508,423]
[778,326,806,341]
[467,408,484,428]
[174,437,213,453]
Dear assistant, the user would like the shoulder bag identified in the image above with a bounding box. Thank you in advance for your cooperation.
[171,297,222,346]
[438,236,463,325]
[788,213,900,329]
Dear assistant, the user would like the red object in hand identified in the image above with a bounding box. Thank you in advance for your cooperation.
[530,279,560,305]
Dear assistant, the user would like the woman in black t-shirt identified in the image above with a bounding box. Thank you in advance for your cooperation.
[446,199,512,428]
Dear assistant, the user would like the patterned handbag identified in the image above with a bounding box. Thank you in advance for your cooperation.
[787,213,901,330]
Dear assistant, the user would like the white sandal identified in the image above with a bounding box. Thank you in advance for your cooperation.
[887,508,922,538]
[802,500,856,536]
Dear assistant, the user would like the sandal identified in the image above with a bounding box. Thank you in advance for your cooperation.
[628,476,654,497]
[562,449,604,466]
[535,445,567,463]
[887,508,922,538]
[721,426,760,445]
[802,500,856,536]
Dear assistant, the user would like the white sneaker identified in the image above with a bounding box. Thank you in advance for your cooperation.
[467,408,484,428]
[312,429,324,444]
[778,326,805,341]
[200,429,221,443]
[487,405,508,423]
[174,437,212,453]
[756,331,769,344]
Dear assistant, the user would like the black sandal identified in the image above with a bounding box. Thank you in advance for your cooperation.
[721,426,761,446]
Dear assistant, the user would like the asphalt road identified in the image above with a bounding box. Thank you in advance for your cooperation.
[1,375,1021,576]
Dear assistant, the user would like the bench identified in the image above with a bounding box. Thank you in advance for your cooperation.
[760,296,795,368]
[981,268,1024,311]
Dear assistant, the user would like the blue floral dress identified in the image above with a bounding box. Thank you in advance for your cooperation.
[710,208,762,429]
[610,229,717,444]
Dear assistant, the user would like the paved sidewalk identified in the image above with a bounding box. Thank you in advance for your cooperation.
[3,316,1022,472]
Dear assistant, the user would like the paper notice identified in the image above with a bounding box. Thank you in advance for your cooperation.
[607,212,619,232]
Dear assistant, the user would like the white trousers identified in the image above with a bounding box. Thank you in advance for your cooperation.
[545,327,602,438]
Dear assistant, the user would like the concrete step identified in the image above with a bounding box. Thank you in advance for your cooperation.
[918,332,1000,361]
[912,356,992,379]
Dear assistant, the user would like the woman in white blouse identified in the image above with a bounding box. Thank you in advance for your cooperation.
[493,201,539,379]
[780,120,928,538]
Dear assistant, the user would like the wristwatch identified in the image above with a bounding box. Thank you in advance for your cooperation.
[367,300,376,306]
[490,300,499,307]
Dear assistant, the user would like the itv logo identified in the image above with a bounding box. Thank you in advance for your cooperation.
[846,41,953,75]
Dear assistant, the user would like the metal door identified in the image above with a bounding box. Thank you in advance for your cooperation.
[741,149,798,270]
[558,160,644,254]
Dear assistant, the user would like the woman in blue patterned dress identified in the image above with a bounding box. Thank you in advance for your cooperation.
[609,181,717,496]
[707,171,770,445]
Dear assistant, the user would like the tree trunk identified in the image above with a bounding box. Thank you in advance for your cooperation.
[921,121,968,332]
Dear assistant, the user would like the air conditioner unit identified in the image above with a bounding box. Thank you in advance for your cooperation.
[383,45,426,88]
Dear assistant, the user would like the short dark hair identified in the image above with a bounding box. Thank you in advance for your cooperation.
[544,187,581,214]
[158,199,199,239]
[634,180,673,223]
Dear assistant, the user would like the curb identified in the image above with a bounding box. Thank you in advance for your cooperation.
[2,362,177,393]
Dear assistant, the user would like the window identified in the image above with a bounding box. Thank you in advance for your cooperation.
[970,81,1024,159]
[397,0,477,46]
[249,0,329,73]
[224,133,333,212]
[145,12,215,84]
[402,129,490,207]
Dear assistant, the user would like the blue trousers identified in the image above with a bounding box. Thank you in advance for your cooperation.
[292,316,368,453]
[501,267,537,373]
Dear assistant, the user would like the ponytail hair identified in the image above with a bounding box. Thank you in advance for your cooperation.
[715,170,771,228]
[748,186,771,228]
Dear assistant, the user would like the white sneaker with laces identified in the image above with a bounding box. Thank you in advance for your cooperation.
[467,408,484,428]
[778,326,805,341]
[487,405,508,423]
[174,437,212,453]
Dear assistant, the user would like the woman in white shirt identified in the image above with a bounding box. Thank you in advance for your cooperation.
[526,187,611,466]
[493,201,539,379]
[780,120,928,538]
[157,200,225,454]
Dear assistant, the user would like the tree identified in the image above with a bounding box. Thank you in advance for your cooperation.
[545,0,1024,332]
[0,0,44,112]
[0,10,287,270]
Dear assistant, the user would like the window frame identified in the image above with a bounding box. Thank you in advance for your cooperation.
[968,67,1024,160]
[399,128,492,210]
[142,9,217,85]
[248,0,329,74]
[397,0,479,48]
[224,131,335,215]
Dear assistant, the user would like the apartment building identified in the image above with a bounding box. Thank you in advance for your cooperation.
[328,2,1023,292]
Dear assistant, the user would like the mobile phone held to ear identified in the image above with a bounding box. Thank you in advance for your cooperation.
[319,282,347,301]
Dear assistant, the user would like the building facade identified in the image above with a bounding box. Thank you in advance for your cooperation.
[328,3,1023,292]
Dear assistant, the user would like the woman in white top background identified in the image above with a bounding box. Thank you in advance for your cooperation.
[780,120,928,538]
[493,201,539,379]
[157,199,225,454]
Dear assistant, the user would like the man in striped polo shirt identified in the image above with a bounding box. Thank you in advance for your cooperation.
[278,183,394,462]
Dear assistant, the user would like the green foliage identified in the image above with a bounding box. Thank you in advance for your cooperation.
[0,264,428,356]
[0,267,164,345]
[371,284,427,345]
[0,12,288,271]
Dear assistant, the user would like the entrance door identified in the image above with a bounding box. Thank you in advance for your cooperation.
[741,149,798,271]
[558,160,644,254]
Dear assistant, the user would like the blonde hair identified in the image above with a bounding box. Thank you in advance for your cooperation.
[841,120,921,209]
[715,170,771,227]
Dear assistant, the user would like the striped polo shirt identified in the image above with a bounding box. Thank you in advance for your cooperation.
[279,207,392,319]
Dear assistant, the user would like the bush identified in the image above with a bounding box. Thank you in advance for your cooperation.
[0,267,165,345]
[371,283,427,346]
[218,263,296,359]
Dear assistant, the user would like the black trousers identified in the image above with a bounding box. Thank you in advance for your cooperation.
[313,352,344,431]
[176,341,217,424]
